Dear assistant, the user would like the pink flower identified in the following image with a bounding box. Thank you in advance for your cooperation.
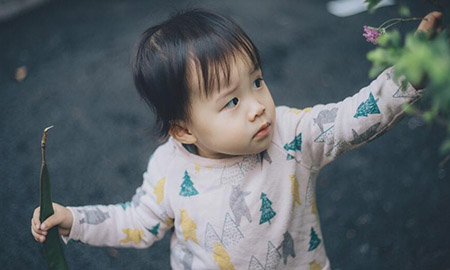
[363,25,380,44]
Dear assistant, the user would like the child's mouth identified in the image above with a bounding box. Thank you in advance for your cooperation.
[254,123,271,139]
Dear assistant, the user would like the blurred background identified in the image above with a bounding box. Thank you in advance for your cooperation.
[1,0,449,269]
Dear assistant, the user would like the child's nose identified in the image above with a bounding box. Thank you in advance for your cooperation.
[248,101,265,122]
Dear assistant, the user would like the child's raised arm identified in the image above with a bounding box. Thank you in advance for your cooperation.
[277,12,442,169]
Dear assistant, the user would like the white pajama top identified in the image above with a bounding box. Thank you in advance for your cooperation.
[63,67,421,270]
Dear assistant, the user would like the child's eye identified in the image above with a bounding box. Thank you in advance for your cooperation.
[253,78,263,88]
[224,97,239,109]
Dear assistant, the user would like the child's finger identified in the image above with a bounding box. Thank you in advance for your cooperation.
[417,11,443,35]
[31,218,47,235]
[40,212,62,231]
[31,219,46,242]
[31,207,45,233]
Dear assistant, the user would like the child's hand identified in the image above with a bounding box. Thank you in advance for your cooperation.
[31,202,73,243]
[409,11,443,89]
[416,11,443,38]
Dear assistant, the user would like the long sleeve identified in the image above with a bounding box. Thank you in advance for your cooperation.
[62,151,174,248]
[276,67,422,170]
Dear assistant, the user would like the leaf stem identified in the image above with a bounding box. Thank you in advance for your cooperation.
[378,17,423,30]
[41,126,54,163]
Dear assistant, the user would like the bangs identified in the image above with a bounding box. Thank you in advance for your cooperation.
[182,12,261,97]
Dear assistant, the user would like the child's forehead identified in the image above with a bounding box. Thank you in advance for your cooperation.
[187,53,256,99]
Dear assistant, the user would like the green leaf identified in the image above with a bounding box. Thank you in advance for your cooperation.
[440,138,450,155]
[398,6,411,17]
[40,127,69,270]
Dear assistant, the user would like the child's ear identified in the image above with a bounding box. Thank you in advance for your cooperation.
[168,122,197,144]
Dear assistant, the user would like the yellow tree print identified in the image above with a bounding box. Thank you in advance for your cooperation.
[154,177,166,204]
[312,198,319,222]
[213,242,235,270]
[120,228,144,245]
[309,260,322,270]
[180,209,199,244]
[290,173,301,208]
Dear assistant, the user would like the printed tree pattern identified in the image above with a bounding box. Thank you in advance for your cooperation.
[309,260,322,270]
[204,213,244,252]
[180,170,199,197]
[221,163,245,186]
[180,209,199,244]
[205,223,222,252]
[132,187,145,207]
[349,122,381,145]
[284,133,302,153]
[393,85,420,99]
[314,126,335,145]
[77,207,110,225]
[308,228,321,251]
[248,241,281,270]
[286,154,295,160]
[325,140,352,157]
[354,92,380,118]
[229,185,252,226]
[241,154,261,173]
[289,107,312,114]
[120,228,144,244]
[259,193,276,225]
[289,108,302,114]
[213,242,235,270]
[312,199,319,222]
[248,256,265,270]
[221,154,263,186]
[313,108,338,132]
[261,150,272,165]
[154,177,166,204]
[290,173,301,208]
[222,213,244,248]
[147,223,160,236]
[279,231,295,265]
[265,241,282,270]
[195,163,201,174]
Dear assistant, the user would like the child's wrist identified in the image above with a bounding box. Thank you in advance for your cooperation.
[62,206,74,236]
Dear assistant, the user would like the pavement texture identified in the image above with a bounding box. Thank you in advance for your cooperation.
[1,0,449,269]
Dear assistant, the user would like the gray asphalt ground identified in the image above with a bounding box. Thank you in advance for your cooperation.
[1,0,449,269]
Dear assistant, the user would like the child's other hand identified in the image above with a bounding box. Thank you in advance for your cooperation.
[416,11,443,39]
[31,202,73,243]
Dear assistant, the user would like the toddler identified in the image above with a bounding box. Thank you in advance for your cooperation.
[31,8,442,270]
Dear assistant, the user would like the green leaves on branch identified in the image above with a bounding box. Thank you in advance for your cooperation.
[367,30,450,154]
[367,30,402,78]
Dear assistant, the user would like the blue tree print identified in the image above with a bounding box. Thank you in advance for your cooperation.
[308,227,321,251]
[354,92,380,118]
[179,170,199,197]
[259,192,276,225]
[284,133,302,152]
[147,223,160,236]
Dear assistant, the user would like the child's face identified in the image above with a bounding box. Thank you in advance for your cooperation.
[185,55,276,159]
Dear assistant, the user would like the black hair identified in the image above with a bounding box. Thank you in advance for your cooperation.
[132,8,261,140]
